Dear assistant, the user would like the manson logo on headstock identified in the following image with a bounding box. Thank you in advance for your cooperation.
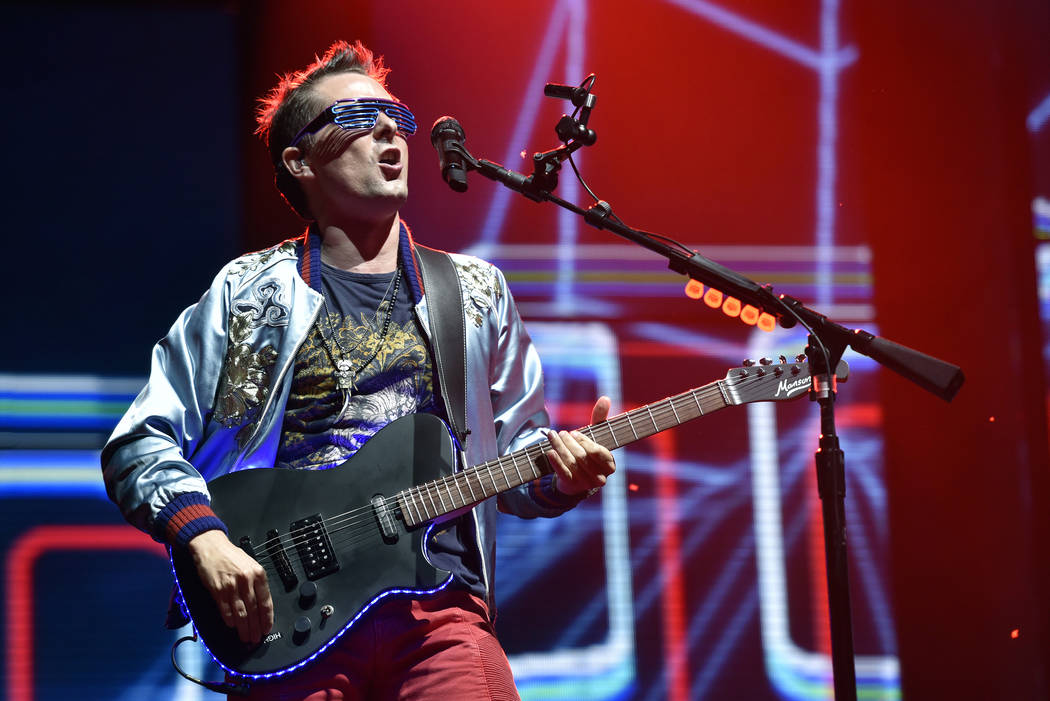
[776,376,811,398]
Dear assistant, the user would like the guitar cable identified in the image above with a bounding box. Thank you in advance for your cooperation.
[171,633,252,697]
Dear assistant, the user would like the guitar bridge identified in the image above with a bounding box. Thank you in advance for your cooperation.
[289,514,339,580]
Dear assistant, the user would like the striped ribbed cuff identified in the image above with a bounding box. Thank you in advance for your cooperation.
[531,474,588,508]
[156,492,227,547]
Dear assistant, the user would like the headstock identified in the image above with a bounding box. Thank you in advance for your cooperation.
[722,354,849,406]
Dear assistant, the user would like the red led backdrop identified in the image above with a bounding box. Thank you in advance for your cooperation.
[237,1,1050,698]
[0,1,1047,699]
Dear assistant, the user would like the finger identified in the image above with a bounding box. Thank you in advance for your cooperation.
[254,570,274,634]
[557,430,588,462]
[219,601,236,627]
[239,575,260,644]
[590,396,611,424]
[580,439,616,476]
[233,598,252,643]
[544,432,575,487]
[571,430,616,475]
[546,430,574,470]
[545,446,571,481]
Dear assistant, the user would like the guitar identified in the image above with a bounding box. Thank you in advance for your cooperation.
[170,357,847,679]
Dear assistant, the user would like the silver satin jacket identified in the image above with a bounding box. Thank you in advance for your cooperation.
[102,232,577,611]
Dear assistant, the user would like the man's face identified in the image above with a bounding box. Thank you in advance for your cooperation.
[297,72,409,225]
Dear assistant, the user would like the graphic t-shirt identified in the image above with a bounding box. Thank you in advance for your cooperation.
[278,264,433,469]
[278,261,481,592]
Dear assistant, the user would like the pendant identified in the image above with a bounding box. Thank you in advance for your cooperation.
[334,358,355,392]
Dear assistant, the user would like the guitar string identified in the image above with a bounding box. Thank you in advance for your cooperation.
[242,377,749,560]
[244,369,800,576]
[244,375,765,564]
[245,384,714,557]
[243,381,738,562]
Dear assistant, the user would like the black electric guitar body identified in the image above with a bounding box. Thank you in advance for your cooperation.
[170,357,847,679]
[170,413,459,678]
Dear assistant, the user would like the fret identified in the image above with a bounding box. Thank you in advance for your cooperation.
[607,422,621,449]
[508,452,525,484]
[423,483,440,518]
[526,445,550,477]
[485,465,499,497]
[625,413,639,440]
[645,404,659,433]
[692,390,704,415]
[412,488,430,522]
[400,492,417,526]
[668,396,681,424]
[451,474,468,510]
[495,459,512,491]
[465,468,482,501]
[717,380,730,407]
[463,467,479,502]
[434,481,451,514]
[409,490,423,523]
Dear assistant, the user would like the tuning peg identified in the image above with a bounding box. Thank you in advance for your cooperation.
[795,354,807,362]
[778,355,788,364]
[759,357,773,366]
[741,359,755,367]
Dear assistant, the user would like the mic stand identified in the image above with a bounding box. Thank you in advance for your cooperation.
[445,126,963,701]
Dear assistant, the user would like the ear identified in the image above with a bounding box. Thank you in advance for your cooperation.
[281,146,309,178]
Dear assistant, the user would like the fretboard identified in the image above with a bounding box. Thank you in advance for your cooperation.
[398,377,732,527]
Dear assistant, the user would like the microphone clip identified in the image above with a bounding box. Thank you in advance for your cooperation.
[529,74,599,191]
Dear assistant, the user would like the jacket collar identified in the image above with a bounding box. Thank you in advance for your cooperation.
[296,219,426,305]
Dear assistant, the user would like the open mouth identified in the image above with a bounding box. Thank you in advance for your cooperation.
[378,150,401,166]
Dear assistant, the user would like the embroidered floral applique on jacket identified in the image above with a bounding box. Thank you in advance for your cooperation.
[455,258,503,328]
[214,288,284,447]
[227,240,298,279]
[234,280,290,328]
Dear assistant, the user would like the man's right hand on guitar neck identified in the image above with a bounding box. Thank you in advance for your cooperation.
[187,530,274,644]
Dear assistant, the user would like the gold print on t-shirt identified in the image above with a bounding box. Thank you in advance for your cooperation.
[278,313,434,470]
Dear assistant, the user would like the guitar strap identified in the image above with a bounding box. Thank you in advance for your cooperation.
[414,245,469,449]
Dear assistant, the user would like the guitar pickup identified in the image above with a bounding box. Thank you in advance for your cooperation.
[371,495,399,543]
[265,528,299,591]
[289,514,339,581]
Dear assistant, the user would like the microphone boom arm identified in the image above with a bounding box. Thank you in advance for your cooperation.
[441,75,963,701]
[447,138,964,401]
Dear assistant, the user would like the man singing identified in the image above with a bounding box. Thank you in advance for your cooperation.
[102,39,615,700]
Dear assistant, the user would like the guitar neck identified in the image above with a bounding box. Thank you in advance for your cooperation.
[398,378,732,527]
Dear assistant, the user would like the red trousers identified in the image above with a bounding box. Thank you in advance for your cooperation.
[235,589,520,701]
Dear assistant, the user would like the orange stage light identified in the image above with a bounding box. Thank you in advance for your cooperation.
[703,287,723,308]
[684,279,704,299]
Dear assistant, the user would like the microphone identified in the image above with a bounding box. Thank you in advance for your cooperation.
[430,116,469,192]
